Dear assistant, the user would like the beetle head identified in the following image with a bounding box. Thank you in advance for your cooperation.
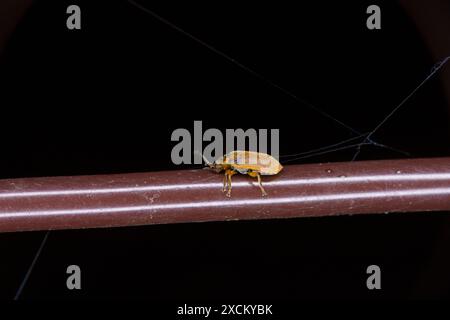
[210,163,224,173]
[201,154,223,173]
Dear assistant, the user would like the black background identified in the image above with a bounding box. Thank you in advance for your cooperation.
[0,0,450,301]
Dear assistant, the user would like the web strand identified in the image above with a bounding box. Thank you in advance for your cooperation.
[367,56,450,141]
[127,0,412,162]
[14,231,50,300]
[282,142,373,163]
[280,133,367,159]
[127,0,362,136]
[351,55,450,161]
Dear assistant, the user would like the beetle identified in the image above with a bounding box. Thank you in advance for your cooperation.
[202,151,283,197]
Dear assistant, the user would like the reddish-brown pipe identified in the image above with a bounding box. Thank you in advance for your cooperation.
[0,157,450,232]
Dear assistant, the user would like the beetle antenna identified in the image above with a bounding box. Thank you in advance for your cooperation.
[202,154,214,168]
[194,151,214,168]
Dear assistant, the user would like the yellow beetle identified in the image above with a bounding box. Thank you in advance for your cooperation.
[202,151,283,197]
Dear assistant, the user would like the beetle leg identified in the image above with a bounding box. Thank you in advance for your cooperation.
[226,172,233,197]
[248,171,268,196]
[225,169,236,197]
[256,172,268,197]
[222,173,228,192]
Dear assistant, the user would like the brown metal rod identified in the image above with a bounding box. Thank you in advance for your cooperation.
[0,157,450,232]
